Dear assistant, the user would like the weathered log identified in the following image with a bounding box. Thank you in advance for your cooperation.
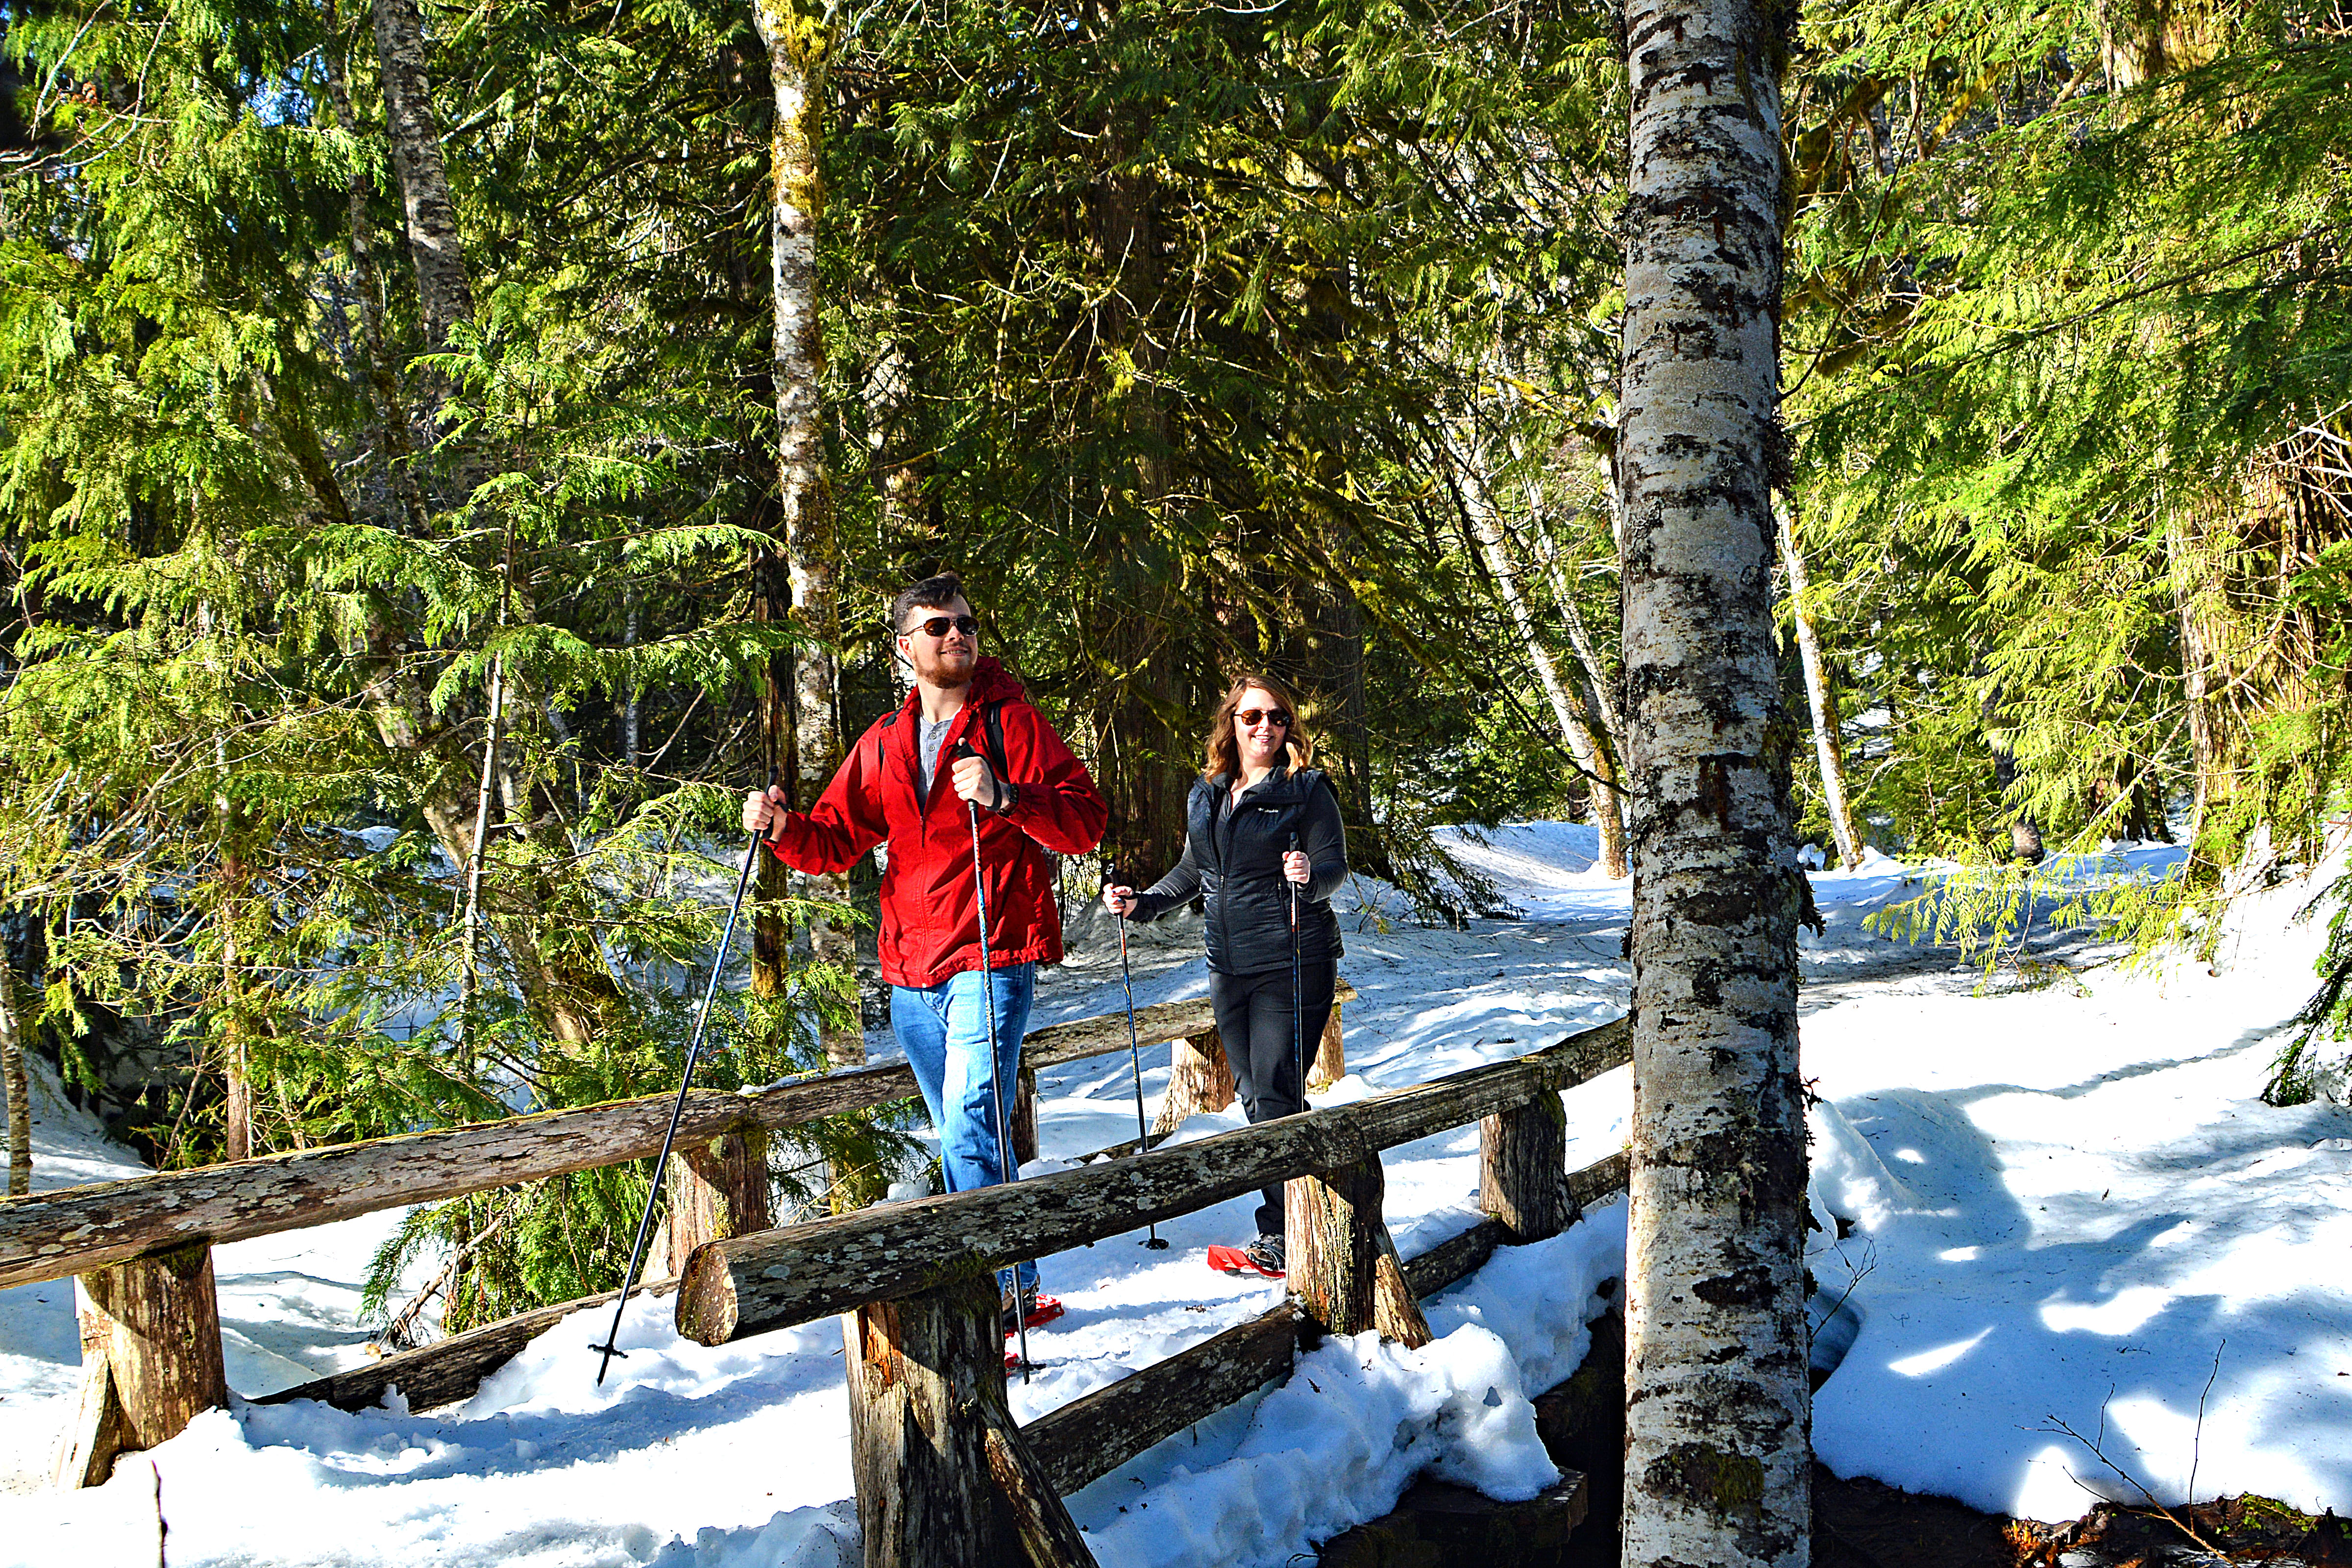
[1307,999,1346,1093]
[253,1149,1630,1429]
[667,1127,772,1276]
[1013,1064,1038,1166]
[844,1272,1091,1567]
[263,1278,679,1415]
[677,1017,1628,1346]
[0,1060,921,1292]
[1285,1159,1431,1347]
[1399,1218,1509,1301]
[1025,1300,1302,1496]
[0,987,1359,1294]
[1566,1147,1630,1218]
[52,1242,229,1488]
[1150,1027,1234,1138]
[982,1423,1101,1567]
[1480,1092,1569,1243]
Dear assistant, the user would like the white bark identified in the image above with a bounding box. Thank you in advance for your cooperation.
[1776,507,1861,869]
[1457,433,1629,880]
[1618,0,1810,1563]
[369,0,474,350]
[1,940,30,1197]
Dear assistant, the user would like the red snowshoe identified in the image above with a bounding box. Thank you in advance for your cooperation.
[1207,1238,1286,1279]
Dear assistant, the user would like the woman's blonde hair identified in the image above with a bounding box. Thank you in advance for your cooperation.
[1203,674,1313,780]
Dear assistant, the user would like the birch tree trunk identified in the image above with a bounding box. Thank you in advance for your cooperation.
[1459,437,1630,880]
[752,0,858,1068]
[369,0,474,350]
[1,934,30,1197]
[1617,0,1811,1563]
[1775,507,1861,869]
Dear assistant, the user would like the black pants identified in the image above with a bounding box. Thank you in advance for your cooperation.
[1210,959,1337,1237]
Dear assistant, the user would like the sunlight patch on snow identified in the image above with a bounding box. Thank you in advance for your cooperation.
[1886,1326,1991,1377]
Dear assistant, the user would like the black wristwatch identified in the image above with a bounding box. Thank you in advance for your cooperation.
[992,779,1020,816]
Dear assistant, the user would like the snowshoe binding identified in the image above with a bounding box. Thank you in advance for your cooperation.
[1207,1235,1285,1279]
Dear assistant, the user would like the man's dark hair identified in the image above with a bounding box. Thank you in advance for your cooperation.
[891,572,967,634]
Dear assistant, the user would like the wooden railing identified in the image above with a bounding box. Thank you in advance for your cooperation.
[679,1017,1633,1567]
[0,987,1639,1568]
[0,980,1356,1483]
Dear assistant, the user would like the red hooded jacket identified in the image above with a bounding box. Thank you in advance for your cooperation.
[767,660,1108,988]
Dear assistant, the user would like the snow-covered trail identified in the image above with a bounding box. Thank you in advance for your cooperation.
[1,823,2347,1566]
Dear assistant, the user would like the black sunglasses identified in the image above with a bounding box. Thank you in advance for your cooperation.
[1236,707,1291,728]
[906,614,980,638]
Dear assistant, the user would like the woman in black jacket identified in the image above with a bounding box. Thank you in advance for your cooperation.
[1102,673,1346,1275]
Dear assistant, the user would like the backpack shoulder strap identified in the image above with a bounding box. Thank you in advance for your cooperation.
[983,700,1009,781]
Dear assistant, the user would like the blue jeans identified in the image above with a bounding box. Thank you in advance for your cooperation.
[891,962,1038,1296]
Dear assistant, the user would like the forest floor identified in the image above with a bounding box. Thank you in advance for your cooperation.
[1,825,2348,1567]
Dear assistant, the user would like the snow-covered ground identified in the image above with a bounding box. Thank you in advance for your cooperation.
[1,822,2347,1565]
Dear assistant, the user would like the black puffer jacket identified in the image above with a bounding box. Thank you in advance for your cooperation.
[1127,765,1346,975]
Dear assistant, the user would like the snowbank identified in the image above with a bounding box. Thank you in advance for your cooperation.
[5,820,2349,1558]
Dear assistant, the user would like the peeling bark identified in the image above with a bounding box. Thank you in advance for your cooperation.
[1617,0,1811,1562]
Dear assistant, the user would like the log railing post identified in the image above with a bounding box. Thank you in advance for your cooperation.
[1284,1157,1431,1348]
[1307,999,1345,1093]
[843,1271,1097,1567]
[1149,1026,1234,1138]
[1479,1090,1569,1244]
[52,1241,230,1488]
[666,1126,773,1276]
[1013,1063,1039,1166]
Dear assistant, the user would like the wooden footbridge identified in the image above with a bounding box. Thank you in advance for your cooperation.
[0,987,1631,1567]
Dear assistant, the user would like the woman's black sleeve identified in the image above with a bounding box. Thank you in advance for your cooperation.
[1127,832,1204,923]
[1304,776,1348,904]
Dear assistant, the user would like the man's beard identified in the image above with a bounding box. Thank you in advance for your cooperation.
[908,641,976,689]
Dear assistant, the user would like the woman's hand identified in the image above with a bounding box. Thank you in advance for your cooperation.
[1282,850,1309,884]
[1102,883,1138,917]
[742,785,787,841]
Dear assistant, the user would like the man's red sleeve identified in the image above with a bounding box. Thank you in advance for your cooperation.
[770,727,889,873]
[1000,703,1109,855]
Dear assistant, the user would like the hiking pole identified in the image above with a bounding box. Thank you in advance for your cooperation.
[957,741,1033,1381]
[1288,832,1304,1108]
[592,807,767,1386]
[1112,899,1169,1250]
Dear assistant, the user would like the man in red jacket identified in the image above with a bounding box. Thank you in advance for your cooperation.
[742,572,1107,1320]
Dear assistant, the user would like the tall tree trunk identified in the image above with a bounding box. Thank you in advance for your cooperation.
[369,0,473,351]
[321,0,426,534]
[754,0,859,1068]
[1617,1,1810,1565]
[1,928,31,1196]
[865,332,933,539]
[1458,434,1629,879]
[2165,511,2228,851]
[218,838,252,1164]
[1086,68,1190,881]
[1776,506,1862,869]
